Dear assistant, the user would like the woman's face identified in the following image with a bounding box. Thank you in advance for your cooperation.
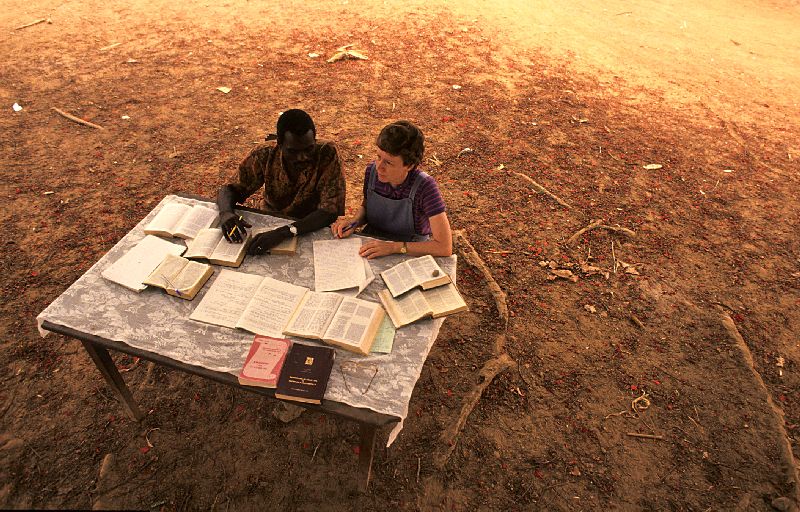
[375,148,414,186]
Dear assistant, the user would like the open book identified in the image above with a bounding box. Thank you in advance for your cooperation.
[283,291,385,355]
[189,270,385,355]
[142,253,214,300]
[184,228,249,267]
[101,235,186,292]
[380,255,452,297]
[378,283,468,328]
[144,203,218,239]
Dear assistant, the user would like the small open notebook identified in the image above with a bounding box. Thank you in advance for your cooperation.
[189,270,385,355]
[378,283,468,328]
[142,253,214,300]
[381,255,452,297]
[144,203,218,239]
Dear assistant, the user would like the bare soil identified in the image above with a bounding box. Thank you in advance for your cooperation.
[1,0,799,510]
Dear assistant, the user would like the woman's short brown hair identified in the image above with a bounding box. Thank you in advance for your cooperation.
[376,120,424,167]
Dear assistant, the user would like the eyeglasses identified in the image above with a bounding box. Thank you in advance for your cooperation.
[339,361,379,395]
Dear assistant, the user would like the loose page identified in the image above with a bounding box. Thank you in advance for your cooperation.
[189,269,263,328]
[144,203,191,236]
[313,239,367,292]
[174,205,218,239]
[323,297,382,350]
[369,316,396,354]
[283,292,343,339]
[236,277,309,338]
[102,235,186,292]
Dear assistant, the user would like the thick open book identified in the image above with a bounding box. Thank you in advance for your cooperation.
[144,203,218,239]
[184,228,249,267]
[283,291,385,355]
[380,255,452,297]
[378,283,468,328]
[189,270,385,355]
[142,253,214,300]
[101,235,186,292]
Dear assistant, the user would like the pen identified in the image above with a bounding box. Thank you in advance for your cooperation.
[227,216,243,239]
[337,221,358,239]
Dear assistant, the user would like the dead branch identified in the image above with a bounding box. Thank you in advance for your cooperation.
[626,432,664,440]
[717,306,800,503]
[99,42,122,51]
[433,353,514,468]
[630,314,645,329]
[565,219,635,245]
[51,107,105,130]
[454,230,509,329]
[15,18,50,30]
[513,172,571,208]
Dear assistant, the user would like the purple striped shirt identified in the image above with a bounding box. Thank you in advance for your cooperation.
[362,164,446,236]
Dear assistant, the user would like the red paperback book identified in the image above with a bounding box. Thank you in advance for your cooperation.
[237,335,292,388]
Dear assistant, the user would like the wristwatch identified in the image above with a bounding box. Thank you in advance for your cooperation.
[399,242,408,254]
[288,225,298,236]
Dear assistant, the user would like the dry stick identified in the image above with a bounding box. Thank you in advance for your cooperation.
[99,42,122,51]
[512,172,571,209]
[565,219,636,246]
[15,18,49,30]
[716,306,800,503]
[433,353,514,469]
[626,432,664,440]
[454,230,509,331]
[51,107,105,130]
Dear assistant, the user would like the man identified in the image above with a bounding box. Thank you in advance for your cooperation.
[217,109,345,254]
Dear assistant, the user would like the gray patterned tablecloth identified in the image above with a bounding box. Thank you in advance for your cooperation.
[37,195,456,445]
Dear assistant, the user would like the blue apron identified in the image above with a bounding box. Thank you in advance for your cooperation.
[364,166,430,242]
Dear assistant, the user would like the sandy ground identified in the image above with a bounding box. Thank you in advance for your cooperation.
[1,0,799,510]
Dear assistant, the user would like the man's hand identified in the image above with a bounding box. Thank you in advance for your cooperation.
[359,240,403,260]
[219,212,252,243]
[247,226,291,255]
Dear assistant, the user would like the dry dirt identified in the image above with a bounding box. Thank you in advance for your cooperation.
[2,0,799,510]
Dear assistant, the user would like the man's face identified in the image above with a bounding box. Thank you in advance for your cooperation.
[281,129,315,171]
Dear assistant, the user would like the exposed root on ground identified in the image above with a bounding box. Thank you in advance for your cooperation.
[454,230,509,329]
[565,218,636,246]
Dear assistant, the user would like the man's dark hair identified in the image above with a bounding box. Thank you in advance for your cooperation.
[276,109,316,144]
[376,120,424,167]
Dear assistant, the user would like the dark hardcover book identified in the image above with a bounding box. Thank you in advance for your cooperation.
[274,343,335,405]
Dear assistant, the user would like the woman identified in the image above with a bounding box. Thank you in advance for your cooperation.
[331,120,452,259]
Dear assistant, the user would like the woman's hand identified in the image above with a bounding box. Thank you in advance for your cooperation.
[330,217,360,239]
[359,240,403,259]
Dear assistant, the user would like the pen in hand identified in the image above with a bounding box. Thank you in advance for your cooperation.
[337,221,359,238]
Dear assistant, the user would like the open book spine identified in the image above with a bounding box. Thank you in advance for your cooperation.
[377,289,431,329]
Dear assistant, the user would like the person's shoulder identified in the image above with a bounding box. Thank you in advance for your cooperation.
[245,142,278,159]
[316,140,341,159]
[415,169,441,189]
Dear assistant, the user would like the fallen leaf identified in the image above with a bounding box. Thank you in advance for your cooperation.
[452,84,462,90]
[43,191,55,195]
[584,304,597,313]
[723,169,734,173]
[216,87,232,94]
[551,269,575,279]
[327,45,368,63]
[570,467,582,476]
[308,52,320,58]
[643,164,663,170]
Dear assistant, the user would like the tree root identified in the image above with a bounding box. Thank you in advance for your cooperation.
[513,172,571,209]
[565,218,636,246]
[454,230,509,329]
[717,306,800,504]
[433,353,514,469]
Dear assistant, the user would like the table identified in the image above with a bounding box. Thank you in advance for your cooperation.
[37,194,457,490]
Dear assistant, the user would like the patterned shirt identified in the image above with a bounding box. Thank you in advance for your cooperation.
[362,164,447,235]
[231,141,346,218]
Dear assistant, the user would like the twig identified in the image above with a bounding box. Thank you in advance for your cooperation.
[513,172,571,208]
[51,107,104,130]
[626,432,664,440]
[454,230,509,330]
[611,240,617,273]
[566,219,635,245]
[15,18,50,30]
[416,456,421,483]
[99,42,122,51]
[311,441,321,462]
[433,353,514,468]
[630,314,645,329]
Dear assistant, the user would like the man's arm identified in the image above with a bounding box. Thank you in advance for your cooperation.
[217,184,252,243]
[247,208,337,255]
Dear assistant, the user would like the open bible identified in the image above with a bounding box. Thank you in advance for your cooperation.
[184,228,249,267]
[189,270,385,355]
[380,255,452,297]
[101,235,186,292]
[144,203,218,239]
[142,253,214,300]
[378,283,468,328]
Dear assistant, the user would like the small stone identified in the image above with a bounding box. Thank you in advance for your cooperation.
[771,496,798,512]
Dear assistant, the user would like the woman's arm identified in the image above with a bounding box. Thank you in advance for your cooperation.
[359,212,453,259]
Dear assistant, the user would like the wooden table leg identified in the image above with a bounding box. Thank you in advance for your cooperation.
[81,340,144,421]
[358,423,378,492]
